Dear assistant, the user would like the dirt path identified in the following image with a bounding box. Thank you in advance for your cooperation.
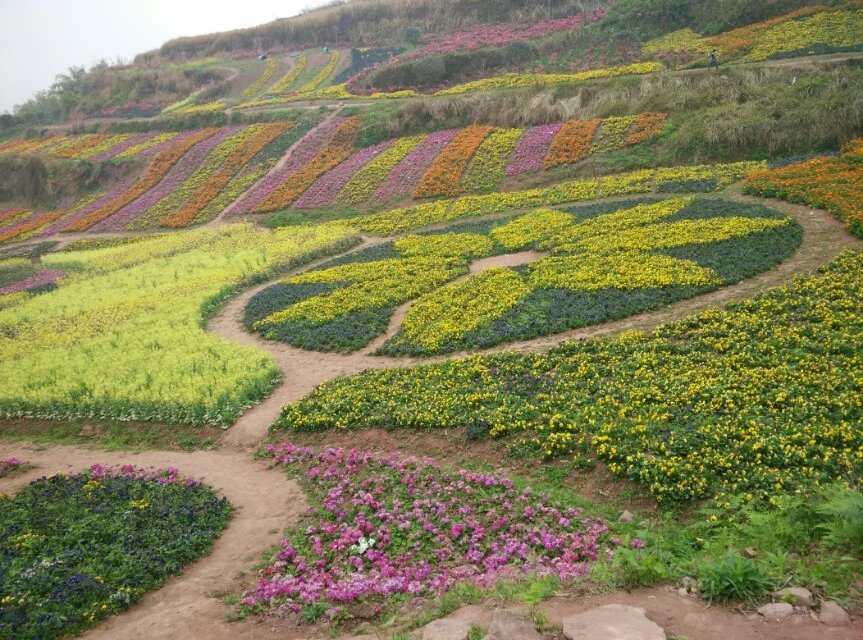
[0,441,307,640]
[208,190,861,446]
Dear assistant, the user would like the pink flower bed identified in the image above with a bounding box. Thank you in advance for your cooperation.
[85,463,201,486]
[0,270,66,295]
[91,127,238,231]
[294,141,394,209]
[506,124,561,176]
[230,119,347,215]
[372,130,459,201]
[242,443,612,614]
[420,12,605,56]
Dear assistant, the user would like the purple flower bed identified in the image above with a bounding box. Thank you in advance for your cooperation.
[37,182,133,236]
[91,127,237,231]
[372,130,459,201]
[230,119,347,216]
[242,443,610,615]
[505,124,562,176]
[294,141,394,210]
[0,269,66,295]
[89,133,154,162]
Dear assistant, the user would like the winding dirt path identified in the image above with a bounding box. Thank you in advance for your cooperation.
[208,189,862,446]
[0,441,307,640]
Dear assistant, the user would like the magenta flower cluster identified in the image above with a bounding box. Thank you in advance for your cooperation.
[243,443,610,614]
[294,140,394,210]
[93,127,237,231]
[372,130,459,201]
[505,124,562,176]
[84,463,201,486]
[0,270,66,296]
[230,118,347,215]
[0,457,30,477]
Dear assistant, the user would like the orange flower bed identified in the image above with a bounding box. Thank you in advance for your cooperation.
[256,118,361,213]
[159,122,290,228]
[0,209,68,244]
[743,140,863,239]
[544,119,601,169]
[413,125,494,198]
[63,129,217,232]
[626,113,668,145]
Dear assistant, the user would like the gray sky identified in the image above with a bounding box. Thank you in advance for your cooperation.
[0,0,328,112]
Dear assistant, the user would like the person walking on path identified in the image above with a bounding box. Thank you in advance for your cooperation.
[708,50,720,70]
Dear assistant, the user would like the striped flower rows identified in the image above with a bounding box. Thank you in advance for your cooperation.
[240,58,278,98]
[268,56,307,94]
[0,131,184,162]
[253,117,360,213]
[298,51,341,94]
[413,125,494,198]
[230,118,348,215]
[335,135,425,206]
[372,130,460,201]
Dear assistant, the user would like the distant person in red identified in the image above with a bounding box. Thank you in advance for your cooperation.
[708,50,719,70]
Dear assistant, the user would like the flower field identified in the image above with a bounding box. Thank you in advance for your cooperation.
[268,55,307,94]
[0,464,232,640]
[276,248,863,508]
[0,131,184,161]
[250,197,800,354]
[338,161,764,236]
[0,123,303,235]
[0,223,358,425]
[643,5,863,64]
[240,58,278,98]
[242,443,610,616]
[744,137,863,239]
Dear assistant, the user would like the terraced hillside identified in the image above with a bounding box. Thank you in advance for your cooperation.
[1,1,862,639]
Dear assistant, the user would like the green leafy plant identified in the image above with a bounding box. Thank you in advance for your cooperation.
[698,556,773,603]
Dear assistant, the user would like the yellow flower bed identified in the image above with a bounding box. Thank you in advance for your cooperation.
[241,58,278,99]
[490,208,574,251]
[590,116,638,153]
[642,28,708,54]
[255,256,465,326]
[463,128,525,191]
[399,268,530,350]
[298,51,341,94]
[433,62,663,96]
[394,233,493,259]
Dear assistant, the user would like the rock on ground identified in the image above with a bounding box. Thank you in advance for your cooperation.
[562,604,665,640]
[774,587,814,608]
[422,618,472,640]
[487,609,542,640]
[757,602,795,621]
[819,601,851,626]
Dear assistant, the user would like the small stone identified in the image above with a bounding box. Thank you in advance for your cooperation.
[487,609,541,640]
[677,587,689,597]
[774,587,814,608]
[563,604,665,640]
[757,602,794,621]
[819,601,851,627]
[619,510,635,523]
[742,547,757,558]
[423,618,472,640]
